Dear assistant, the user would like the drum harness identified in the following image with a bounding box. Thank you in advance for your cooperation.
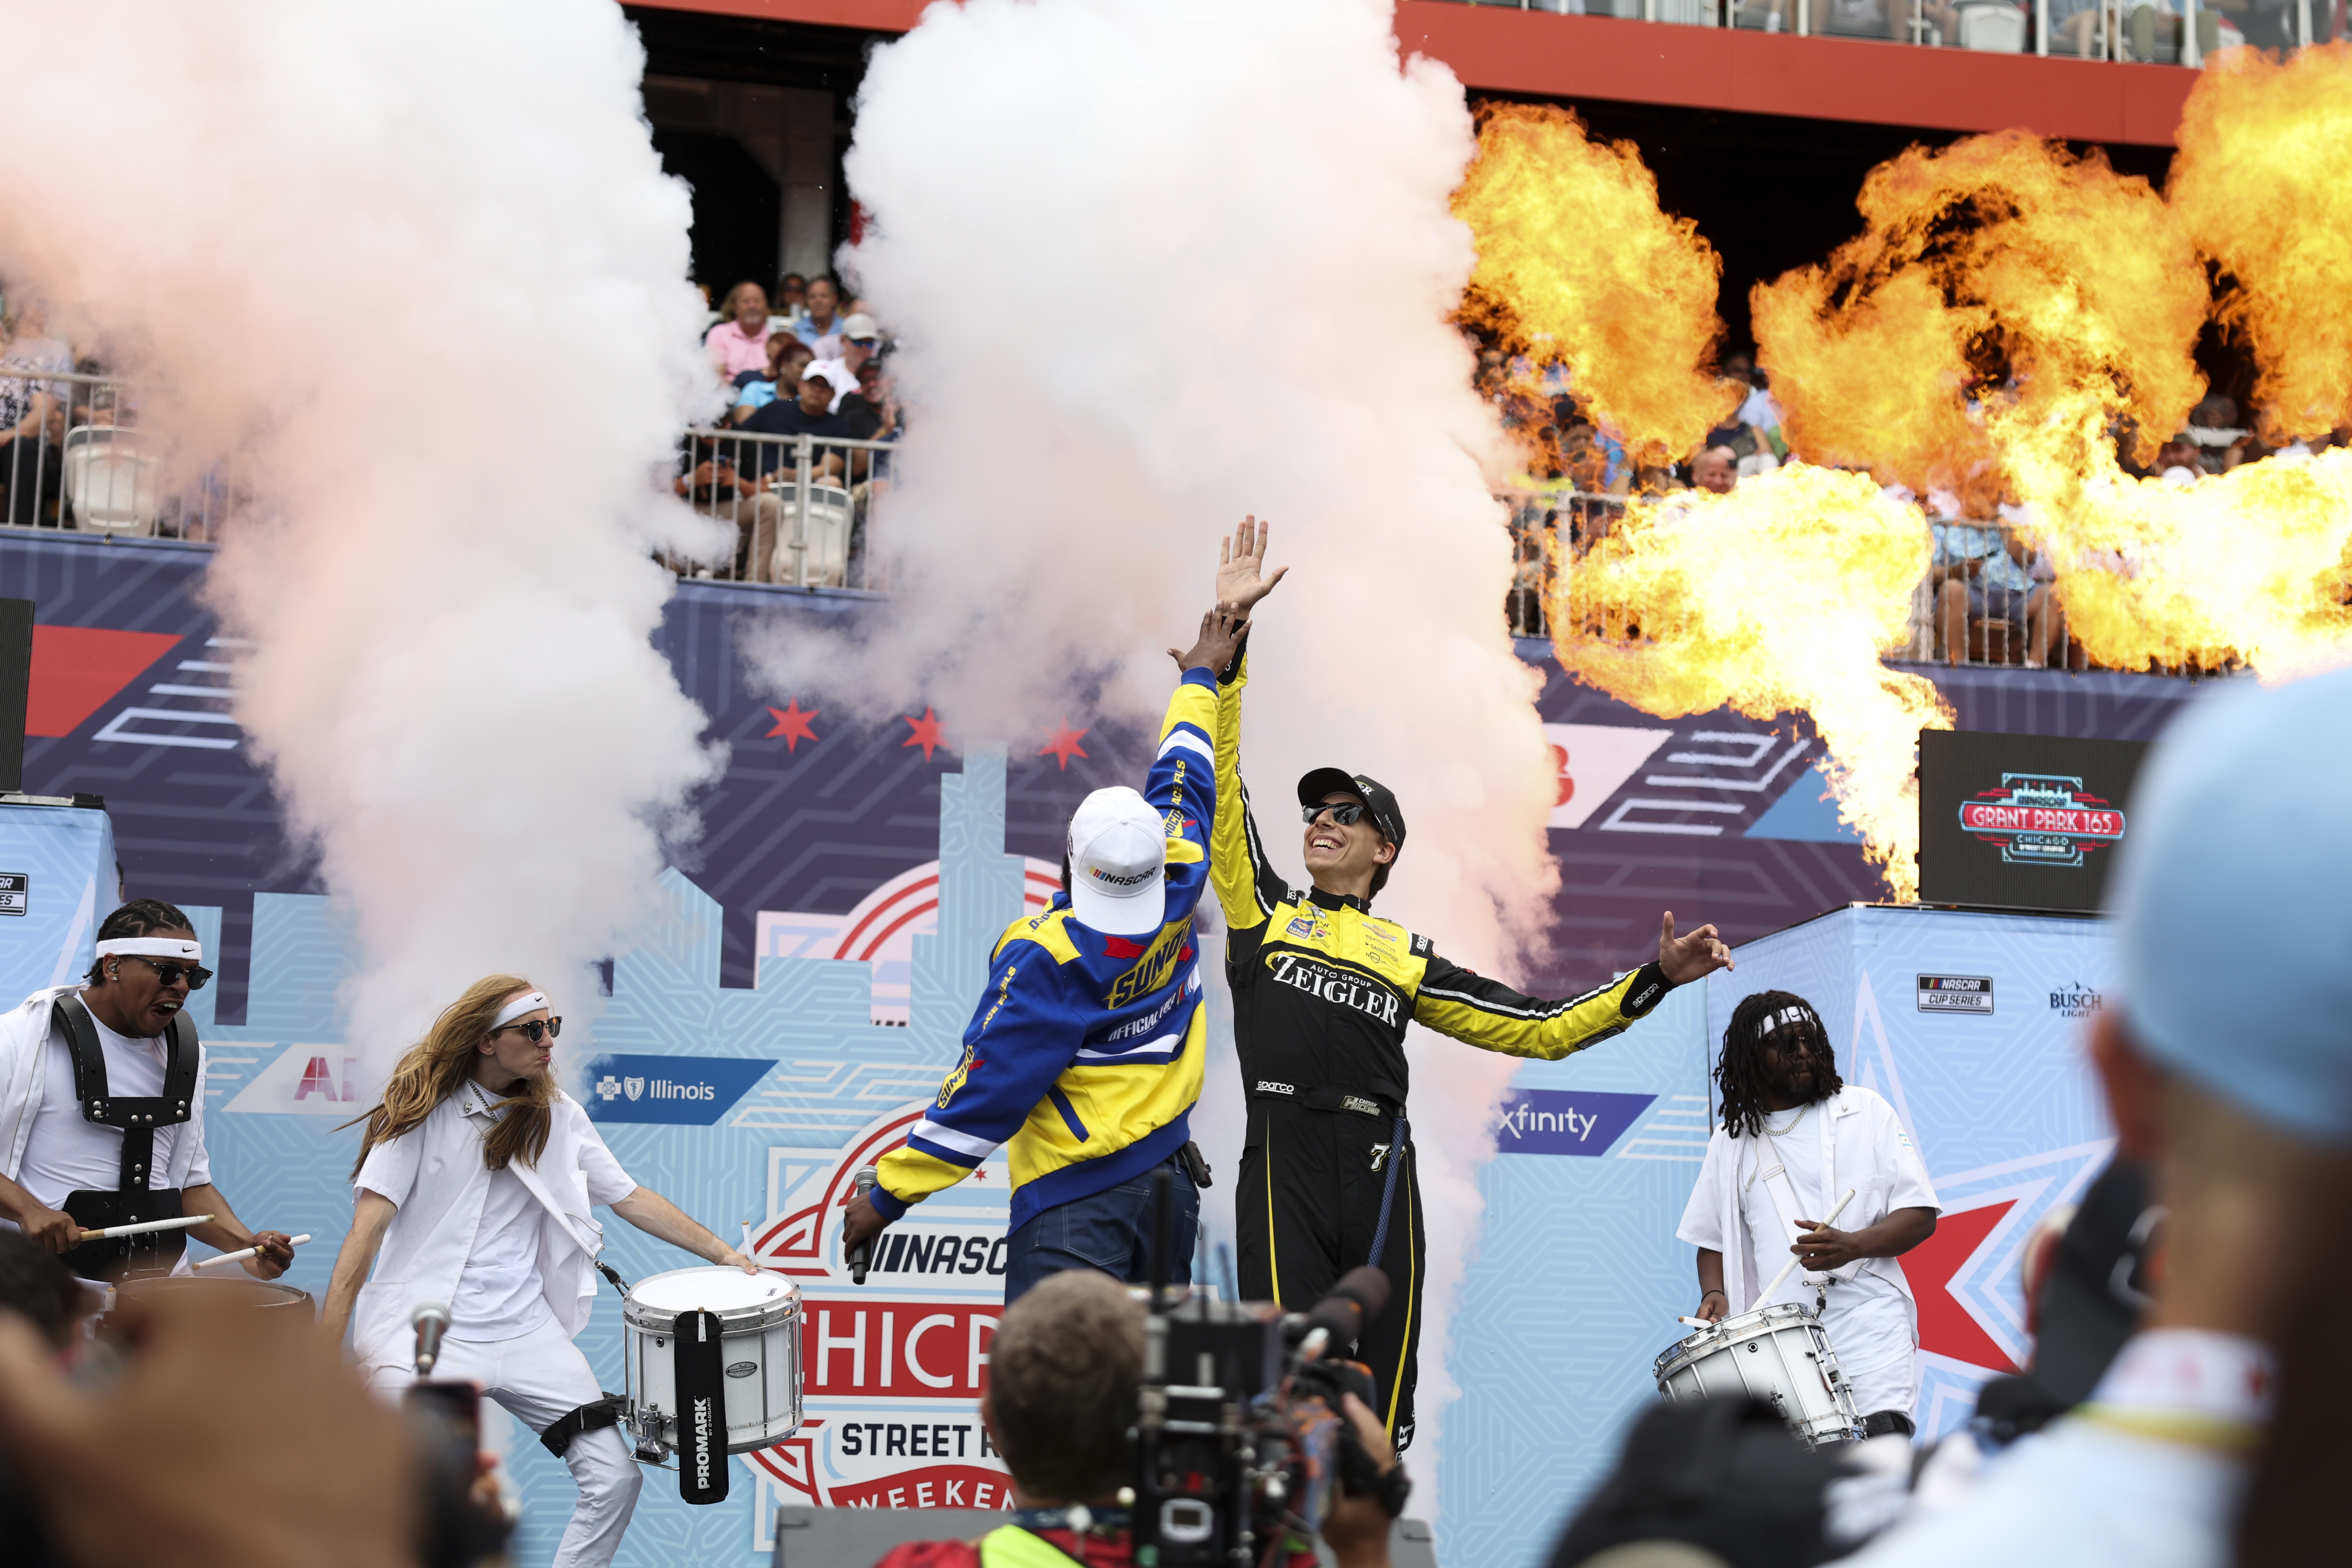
[537,1265,640,1461]
[1748,1103,1860,1317]
[49,994,200,1278]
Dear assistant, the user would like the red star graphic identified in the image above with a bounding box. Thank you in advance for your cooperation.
[901,707,950,762]
[765,699,820,752]
[1038,717,1091,771]
[1906,1199,2019,1374]
[970,1166,988,1182]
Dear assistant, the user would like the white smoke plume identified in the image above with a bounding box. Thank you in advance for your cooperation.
[0,1,726,1063]
[751,0,1562,1487]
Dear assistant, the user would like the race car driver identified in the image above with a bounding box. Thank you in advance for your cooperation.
[1205,517,1734,1450]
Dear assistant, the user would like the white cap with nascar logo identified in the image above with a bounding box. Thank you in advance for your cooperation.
[1066,785,1167,937]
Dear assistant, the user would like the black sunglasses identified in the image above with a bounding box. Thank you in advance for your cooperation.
[124,956,212,991]
[495,1017,563,1044]
[1302,801,1369,828]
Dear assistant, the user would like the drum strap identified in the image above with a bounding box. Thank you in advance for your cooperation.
[54,994,200,1192]
[675,1309,730,1505]
[541,1393,627,1459]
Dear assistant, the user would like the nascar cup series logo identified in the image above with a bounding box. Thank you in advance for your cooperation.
[1957,773,2126,869]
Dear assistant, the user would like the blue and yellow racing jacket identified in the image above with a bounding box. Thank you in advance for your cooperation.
[871,666,1222,1232]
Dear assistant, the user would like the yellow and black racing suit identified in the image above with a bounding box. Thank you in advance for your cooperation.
[1210,654,1678,1450]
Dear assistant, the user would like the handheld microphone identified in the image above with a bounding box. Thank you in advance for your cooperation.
[847,1166,879,1285]
[412,1301,452,1377]
[1299,1265,1391,1357]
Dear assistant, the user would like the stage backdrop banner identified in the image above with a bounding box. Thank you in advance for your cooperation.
[1438,903,2116,1568]
[0,798,114,1002]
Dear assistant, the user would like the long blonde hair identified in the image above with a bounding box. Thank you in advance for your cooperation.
[347,975,554,1176]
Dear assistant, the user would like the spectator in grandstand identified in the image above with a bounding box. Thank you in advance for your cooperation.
[2155,434,2205,487]
[0,297,71,528]
[704,281,776,382]
[2128,0,2224,58]
[839,361,902,444]
[1558,419,1608,496]
[1932,498,2060,667]
[870,1270,1399,1568]
[793,277,845,358]
[1691,447,1738,497]
[742,364,854,518]
[774,271,810,328]
[728,336,814,427]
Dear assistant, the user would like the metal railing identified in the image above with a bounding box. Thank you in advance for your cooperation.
[672,426,900,591]
[0,369,238,541]
[1430,0,2327,56]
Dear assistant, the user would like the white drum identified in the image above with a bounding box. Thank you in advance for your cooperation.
[1652,1303,1862,1448]
[622,1267,802,1458]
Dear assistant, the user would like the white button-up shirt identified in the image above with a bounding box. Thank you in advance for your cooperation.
[350,1087,636,1369]
[0,985,213,1199]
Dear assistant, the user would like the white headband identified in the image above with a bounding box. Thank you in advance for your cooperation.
[96,937,204,963]
[1756,1004,1818,1038]
[492,991,551,1030]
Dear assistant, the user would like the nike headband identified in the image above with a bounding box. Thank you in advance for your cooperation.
[492,991,551,1030]
[96,937,204,963]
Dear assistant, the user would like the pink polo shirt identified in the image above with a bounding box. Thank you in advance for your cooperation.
[704,319,774,379]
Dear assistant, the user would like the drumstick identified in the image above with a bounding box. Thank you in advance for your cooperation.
[192,1234,311,1270]
[1758,1187,1857,1302]
[1677,1315,1716,1329]
[75,1213,214,1241]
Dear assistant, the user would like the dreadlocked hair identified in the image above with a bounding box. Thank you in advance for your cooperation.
[345,975,553,1177]
[1716,989,1842,1138]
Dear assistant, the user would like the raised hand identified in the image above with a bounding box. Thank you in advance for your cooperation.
[1659,911,1733,984]
[1169,606,1252,676]
[1214,515,1288,612]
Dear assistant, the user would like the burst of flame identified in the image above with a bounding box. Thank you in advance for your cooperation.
[2171,43,2352,442]
[1548,466,1952,900]
[1752,129,2208,506]
[1453,102,1735,464]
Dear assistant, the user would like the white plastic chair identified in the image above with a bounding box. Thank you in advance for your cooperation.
[773,483,853,587]
[63,426,161,536]
[1957,2,2028,47]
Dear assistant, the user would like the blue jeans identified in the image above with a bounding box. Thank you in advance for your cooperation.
[1002,1156,1198,1305]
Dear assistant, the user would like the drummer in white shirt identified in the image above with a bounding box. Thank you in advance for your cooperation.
[1678,989,1940,1438]
[322,975,755,1568]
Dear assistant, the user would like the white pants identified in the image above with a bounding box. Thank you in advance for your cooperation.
[371,1316,642,1568]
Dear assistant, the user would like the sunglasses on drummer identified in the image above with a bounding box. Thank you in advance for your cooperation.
[1301,801,1369,827]
[121,956,213,991]
[494,1017,563,1043]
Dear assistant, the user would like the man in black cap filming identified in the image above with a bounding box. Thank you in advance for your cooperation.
[1204,518,1733,1450]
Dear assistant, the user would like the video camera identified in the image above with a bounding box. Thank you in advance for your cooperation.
[1126,1172,1406,1565]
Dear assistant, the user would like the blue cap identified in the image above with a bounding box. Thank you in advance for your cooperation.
[2110,663,2352,1146]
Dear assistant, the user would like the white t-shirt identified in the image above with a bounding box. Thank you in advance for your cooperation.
[1738,1102,1916,1418]
[439,1082,552,1341]
[15,1003,210,1207]
[354,1084,634,1356]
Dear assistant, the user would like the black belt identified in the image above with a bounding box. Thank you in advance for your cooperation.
[1250,1080,1406,1120]
[52,995,200,1278]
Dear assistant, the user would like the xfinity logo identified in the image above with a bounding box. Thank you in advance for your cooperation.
[581,1053,775,1125]
[1495,1089,1656,1158]
[1267,952,1400,1026]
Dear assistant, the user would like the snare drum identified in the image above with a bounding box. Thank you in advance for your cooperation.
[1652,1302,1861,1447]
[108,1276,315,1316]
[621,1267,802,1459]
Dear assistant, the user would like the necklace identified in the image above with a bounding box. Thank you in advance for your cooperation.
[1761,1102,1810,1136]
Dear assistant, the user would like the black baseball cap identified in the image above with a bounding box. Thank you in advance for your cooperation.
[1297,769,1407,851]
